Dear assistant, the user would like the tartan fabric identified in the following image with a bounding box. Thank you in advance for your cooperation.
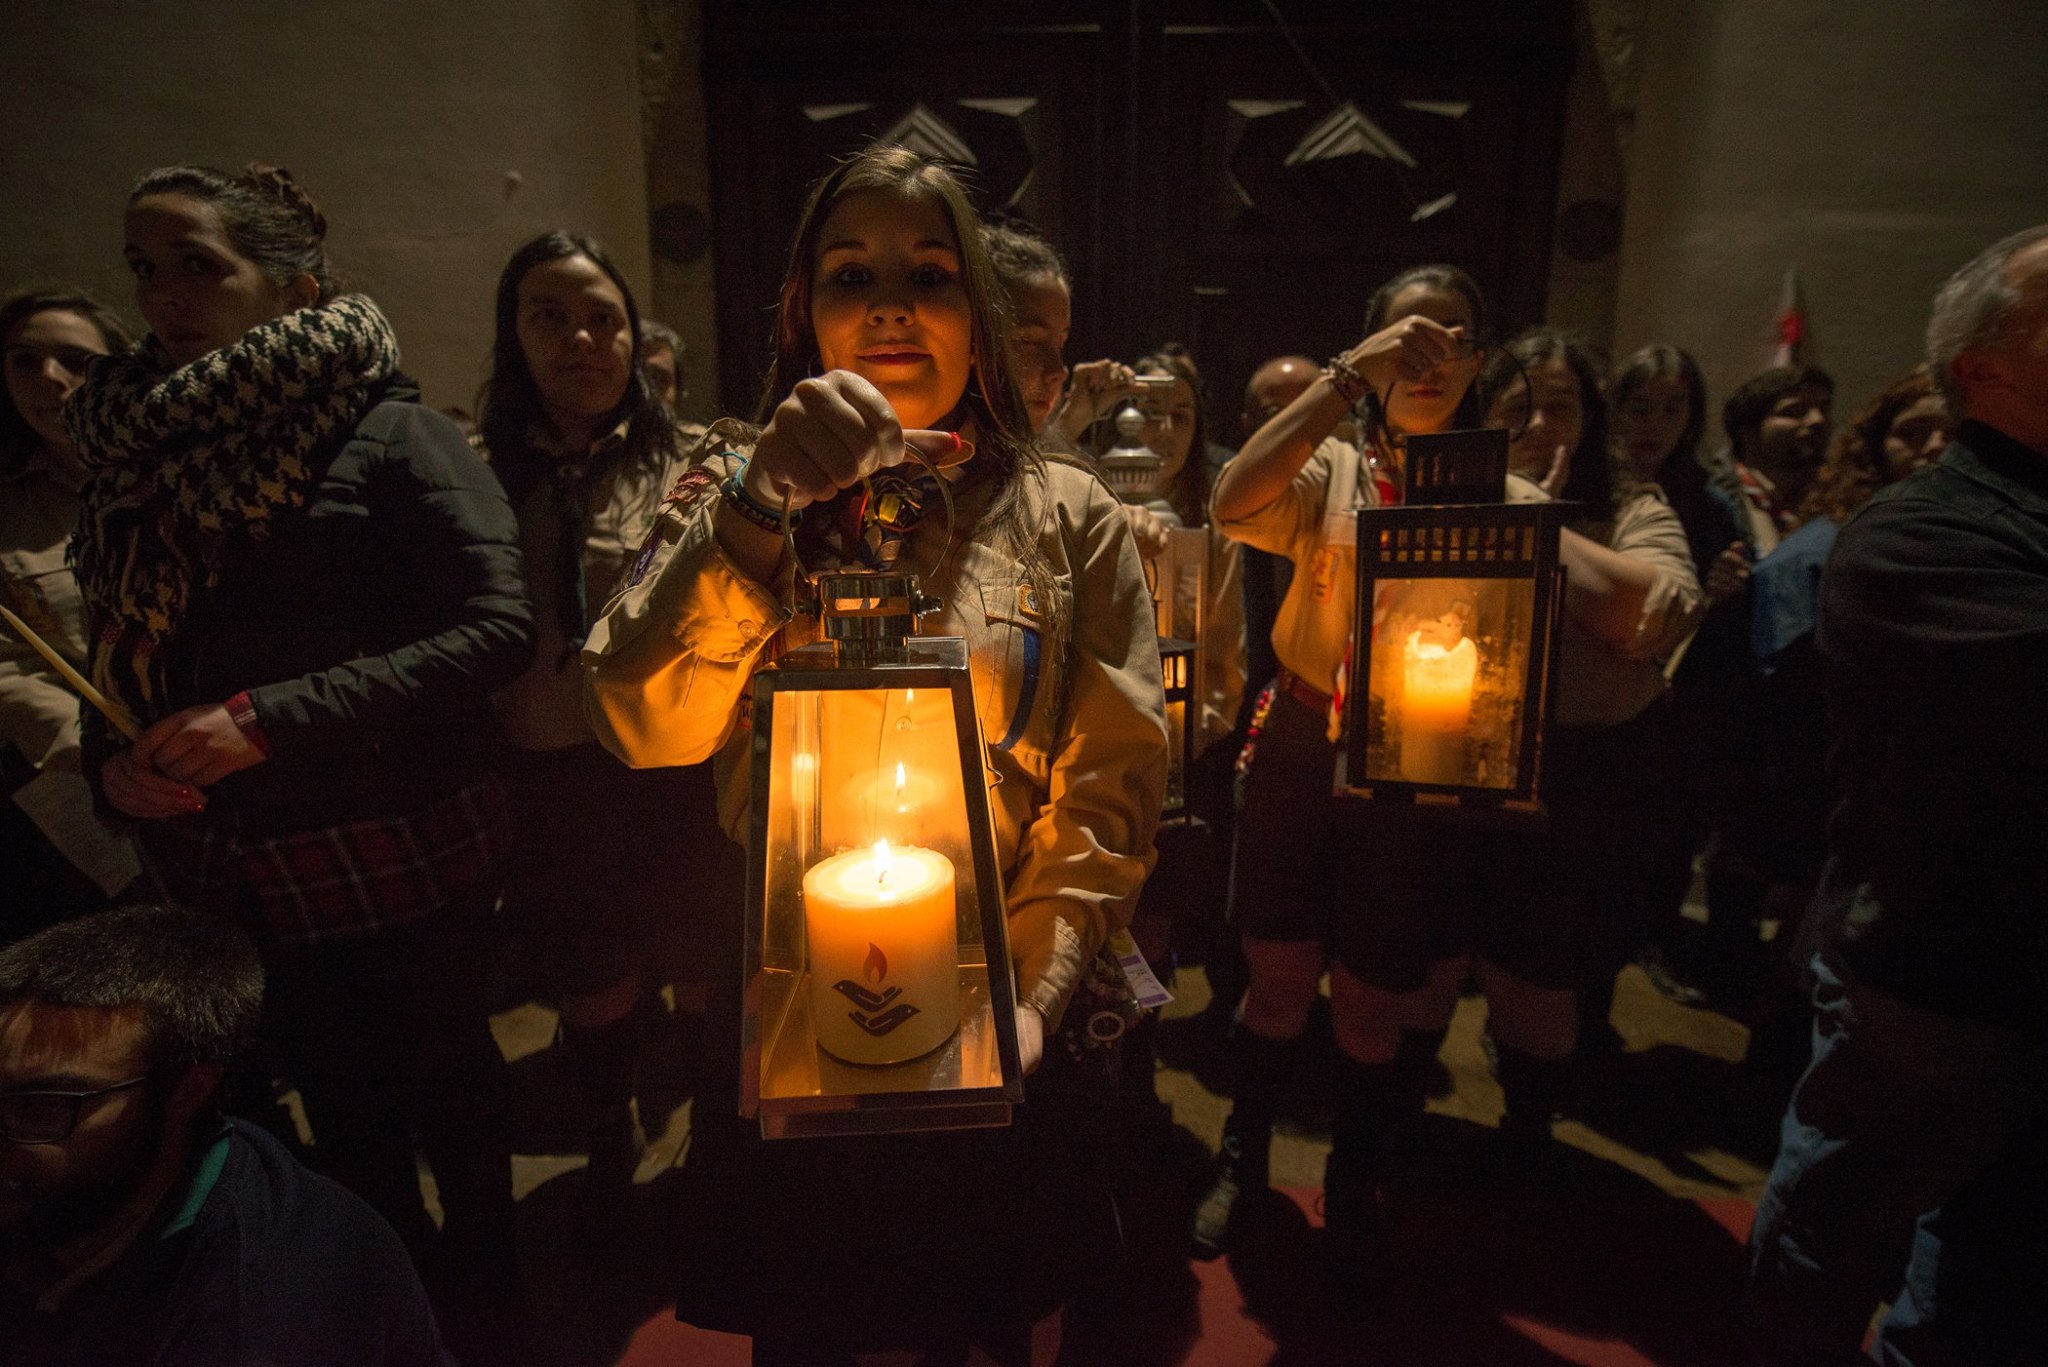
[143,780,509,946]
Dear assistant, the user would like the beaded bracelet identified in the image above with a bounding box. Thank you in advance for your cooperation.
[1324,354,1370,405]
[719,466,795,532]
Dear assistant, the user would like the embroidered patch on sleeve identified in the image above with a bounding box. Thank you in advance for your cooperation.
[664,464,722,510]
[626,530,664,588]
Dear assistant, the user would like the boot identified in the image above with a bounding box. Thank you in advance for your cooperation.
[1323,1029,1441,1291]
[1189,1028,1298,1259]
[1493,1041,1573,1187]
[1117,1009,1175,1151]
[559,1011,646,1211]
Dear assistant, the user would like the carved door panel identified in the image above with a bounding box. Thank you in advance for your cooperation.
[1150,5,1571,433]
[703,1,1569,428]
[704,3,1119,416]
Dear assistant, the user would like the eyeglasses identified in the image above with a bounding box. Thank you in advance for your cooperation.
[0,1077,150,1145]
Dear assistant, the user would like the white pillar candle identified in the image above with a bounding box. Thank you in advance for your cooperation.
[802,840,961,1065]
[1399,630,1478,785]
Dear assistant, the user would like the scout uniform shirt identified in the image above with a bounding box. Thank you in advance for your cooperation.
[1214,437,1701,729]
[1210,434,1384,704]
[581,423,1168,1026]
[1,448,142,893]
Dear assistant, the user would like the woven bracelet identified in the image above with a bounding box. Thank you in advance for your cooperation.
[719,467,794,532]
[1324,355,1370,405]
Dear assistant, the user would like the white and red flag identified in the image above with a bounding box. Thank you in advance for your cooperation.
[1772,266,1805,368]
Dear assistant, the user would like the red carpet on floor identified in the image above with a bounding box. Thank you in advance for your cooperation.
[615,1191,1760,1367]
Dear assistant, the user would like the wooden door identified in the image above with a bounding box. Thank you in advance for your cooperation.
[703,0,1571,430]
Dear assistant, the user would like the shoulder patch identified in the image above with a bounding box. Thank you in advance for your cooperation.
[664,464,722,510]
[626,530,664,588]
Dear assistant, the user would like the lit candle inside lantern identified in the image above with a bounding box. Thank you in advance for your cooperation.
[802,839,960,1065]
[1399,629,1478,784]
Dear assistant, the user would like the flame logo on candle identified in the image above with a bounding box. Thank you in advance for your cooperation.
[834,944,914,1033]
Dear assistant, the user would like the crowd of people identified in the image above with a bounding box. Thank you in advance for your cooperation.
[1,146,2042,1367]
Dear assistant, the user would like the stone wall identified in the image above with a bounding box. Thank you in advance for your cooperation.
[1610,0,2048,418]
[0,0,651,412]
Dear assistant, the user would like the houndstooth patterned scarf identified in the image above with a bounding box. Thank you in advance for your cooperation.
[65,294,400,717]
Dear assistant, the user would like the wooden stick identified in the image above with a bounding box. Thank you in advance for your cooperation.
[0,603,142,741]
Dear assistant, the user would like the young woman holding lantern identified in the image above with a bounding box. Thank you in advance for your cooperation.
[582,146,1165,1365]
[1199,263,1490,1266]
[1200,274,1701,1271]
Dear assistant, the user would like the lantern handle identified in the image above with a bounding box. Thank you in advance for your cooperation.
[779,439,960,595]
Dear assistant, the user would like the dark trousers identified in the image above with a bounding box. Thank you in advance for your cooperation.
[1748,952,2048,1365]
[257,895,519,1317]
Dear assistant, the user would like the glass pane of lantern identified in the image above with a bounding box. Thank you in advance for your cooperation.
[1163,693,1188,812]
[1357,576,1536,790]
[755,678,1004,1107]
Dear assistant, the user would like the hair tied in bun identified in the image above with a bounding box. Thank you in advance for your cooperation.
[243,162,327,240]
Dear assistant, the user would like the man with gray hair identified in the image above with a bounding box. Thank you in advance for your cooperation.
[1747,225,2048,1365]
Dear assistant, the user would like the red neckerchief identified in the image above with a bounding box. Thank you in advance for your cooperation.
[1733,462,1797,535]
[1330,437,1404,740]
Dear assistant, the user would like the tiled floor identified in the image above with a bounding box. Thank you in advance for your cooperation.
[484,949,1796,1365]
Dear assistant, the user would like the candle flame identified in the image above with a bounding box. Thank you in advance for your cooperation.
[894,762,906,799]
[872,838,893,887]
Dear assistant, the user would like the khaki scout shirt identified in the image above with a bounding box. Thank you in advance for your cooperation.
[581,424,1167,1025]
[492,422,700,752]
[1503,476,1704,727]
[2,452,142,892]
[1211,435,1383,700]
[1,453,91,769]
[1214,438,1701,728]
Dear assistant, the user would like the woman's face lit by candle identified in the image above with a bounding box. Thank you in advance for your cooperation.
[809,188,974,431]
[1379,282,1480,436]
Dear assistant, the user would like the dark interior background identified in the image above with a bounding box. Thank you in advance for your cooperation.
[702,0,1573,436]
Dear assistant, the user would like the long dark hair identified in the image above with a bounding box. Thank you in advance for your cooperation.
[1133,349,1211,526]
[1798,364,1944,526]
[756,145,1042,560]
[1359,262,1490,446]
[1477,327,1615,524]
[0,287,134,474]
[130,163,337,302]
[1608,342,1707,475]
[477,231,676,501]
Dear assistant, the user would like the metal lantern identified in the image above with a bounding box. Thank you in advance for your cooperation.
[1097,413,1209,822]
[1151,525,1211,821]
[1157,633,1198,818]
[1340,428,1567,811]
[1097,405,1165,502]
[741,567,1024,1139]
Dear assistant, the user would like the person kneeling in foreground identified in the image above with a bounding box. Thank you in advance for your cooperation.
[0,905,450,1367]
